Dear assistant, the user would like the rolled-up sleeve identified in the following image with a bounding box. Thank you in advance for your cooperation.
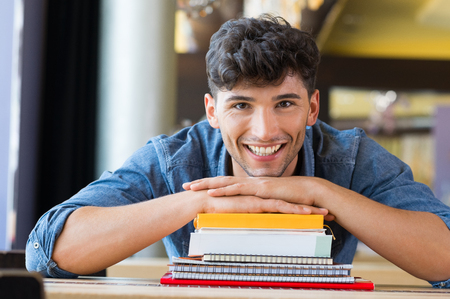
[25,140,166,278]
[431,279,450,289]
[26,206,79,278]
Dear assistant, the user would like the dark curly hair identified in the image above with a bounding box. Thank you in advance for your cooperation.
[206,15,320,99]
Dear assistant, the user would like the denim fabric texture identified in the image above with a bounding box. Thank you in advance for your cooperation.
[26,120,450,287]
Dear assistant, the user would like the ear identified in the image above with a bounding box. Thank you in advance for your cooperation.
[204,93,219,129]
[307,89,320,126]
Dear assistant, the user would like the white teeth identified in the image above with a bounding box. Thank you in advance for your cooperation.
[248,144,282,156]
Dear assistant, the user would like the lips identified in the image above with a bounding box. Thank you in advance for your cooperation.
[246,144,282,156]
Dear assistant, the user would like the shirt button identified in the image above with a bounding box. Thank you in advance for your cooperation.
[34,242,40,249]
[440,282,446,287]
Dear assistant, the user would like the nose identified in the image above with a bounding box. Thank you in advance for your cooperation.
[250,109,279,141]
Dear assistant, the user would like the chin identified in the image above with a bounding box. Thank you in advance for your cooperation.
[244,168,285,178]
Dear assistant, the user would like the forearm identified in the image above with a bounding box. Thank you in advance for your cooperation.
[52,187,310,275]
[52,190,204,275]
[316,179,450,281]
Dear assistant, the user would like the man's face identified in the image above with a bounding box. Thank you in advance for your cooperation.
[205,75,319,177]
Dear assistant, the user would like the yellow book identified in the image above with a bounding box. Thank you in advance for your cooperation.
[193,213,323,230]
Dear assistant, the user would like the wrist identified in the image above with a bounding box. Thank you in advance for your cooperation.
[188,189,209,214]
[307,177,331,209]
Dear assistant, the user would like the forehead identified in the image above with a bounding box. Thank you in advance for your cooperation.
[217,75,307,100]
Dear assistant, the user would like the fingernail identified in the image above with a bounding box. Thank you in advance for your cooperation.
[303,207,311,213]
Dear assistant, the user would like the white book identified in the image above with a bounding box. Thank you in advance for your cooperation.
[188,232,332,257]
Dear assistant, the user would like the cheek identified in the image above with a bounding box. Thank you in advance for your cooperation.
[221,117,247,145]
[223,114,247,131]
[280,116,304,134]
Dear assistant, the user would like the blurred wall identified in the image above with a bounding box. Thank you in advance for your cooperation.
[0,0,15,250]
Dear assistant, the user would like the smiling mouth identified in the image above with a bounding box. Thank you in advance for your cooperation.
[247,144,282,156]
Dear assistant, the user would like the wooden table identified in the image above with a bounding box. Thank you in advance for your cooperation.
[44,277,450,299]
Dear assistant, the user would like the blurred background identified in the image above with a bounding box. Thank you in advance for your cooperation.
[1,0,450,259]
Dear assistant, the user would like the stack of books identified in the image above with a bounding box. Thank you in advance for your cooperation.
[160,213,374,290]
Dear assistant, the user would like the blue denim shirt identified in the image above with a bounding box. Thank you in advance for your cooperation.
[26,120,450,287]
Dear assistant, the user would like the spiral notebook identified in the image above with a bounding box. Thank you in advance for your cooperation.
[160,272,375,290]
[170,257,352,276]
[200,253,333,265]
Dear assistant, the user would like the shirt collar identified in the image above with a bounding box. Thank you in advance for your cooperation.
[299,126,315,177]
[218,144,231,176]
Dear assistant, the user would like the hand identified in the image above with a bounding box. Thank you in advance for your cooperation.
[184,177,335,220]
[193,190,317,215]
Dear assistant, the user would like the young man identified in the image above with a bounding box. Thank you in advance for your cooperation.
[26,15,450,287]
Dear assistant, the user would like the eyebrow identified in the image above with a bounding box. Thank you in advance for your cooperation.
[224,95,255,102]
[275,93,301,100]
[224,93,301,102]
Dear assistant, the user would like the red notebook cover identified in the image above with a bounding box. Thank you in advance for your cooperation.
[160,272,374,290]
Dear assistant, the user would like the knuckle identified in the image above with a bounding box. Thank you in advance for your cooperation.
[260,179,271,186]
[234,183,245,189]
[274,199,286,209]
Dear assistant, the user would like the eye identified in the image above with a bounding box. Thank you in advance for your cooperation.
[277,101,293,108]
[234,103,249,110]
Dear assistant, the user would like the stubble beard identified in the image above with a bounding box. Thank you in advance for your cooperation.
[229,134,303,178]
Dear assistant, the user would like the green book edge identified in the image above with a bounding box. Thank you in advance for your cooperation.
[315,235,332,257]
